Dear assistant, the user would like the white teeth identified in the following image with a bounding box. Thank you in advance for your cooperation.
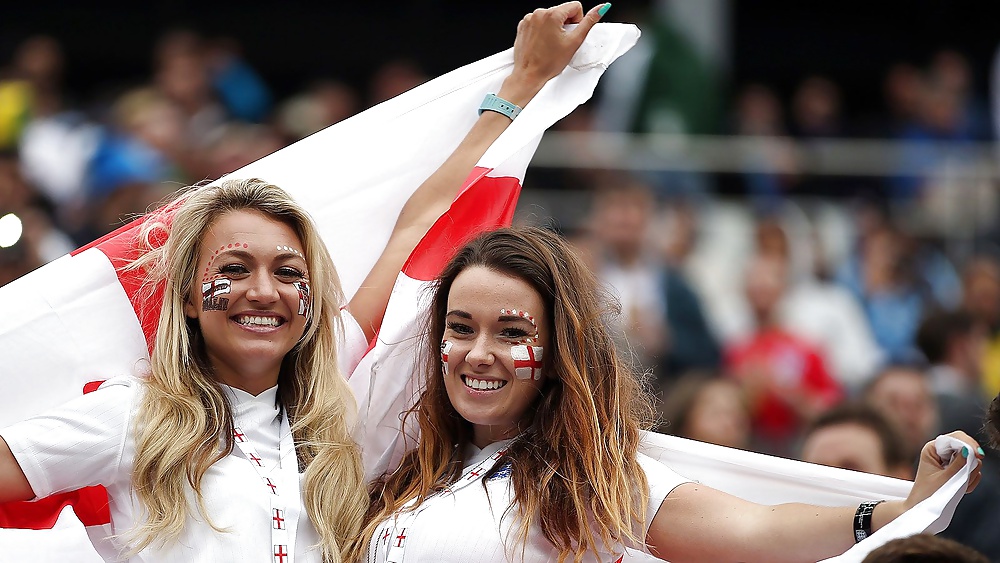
[238,315,281,327]
[464,376,505,391]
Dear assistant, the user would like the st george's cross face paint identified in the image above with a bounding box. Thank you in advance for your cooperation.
[440,340,453,377]
[293,280,311,318]
[499,308,544,380]
[202,277,232,311]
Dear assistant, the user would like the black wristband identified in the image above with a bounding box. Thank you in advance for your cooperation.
[854,500,885,543]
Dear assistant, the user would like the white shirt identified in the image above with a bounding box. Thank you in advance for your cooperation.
[1,311,369,563]
[367,441,689,563]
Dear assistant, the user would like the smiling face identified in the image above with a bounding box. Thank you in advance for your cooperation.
[442,266,550,448]
[183,209,311,395]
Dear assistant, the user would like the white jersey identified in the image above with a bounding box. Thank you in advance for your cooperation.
[0,311,369,563]
[367,440,690,563]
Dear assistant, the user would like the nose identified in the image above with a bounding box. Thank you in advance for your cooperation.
[246,270,280,304]
[465,334,496,367]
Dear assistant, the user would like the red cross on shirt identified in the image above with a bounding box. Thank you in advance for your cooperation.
[274,544,288,563]
[395,529,407,548]
[265,478,277,494]
[381,528,391,543]
[272,509,285,530]
[233,429,246,442]
[249,453,262,466]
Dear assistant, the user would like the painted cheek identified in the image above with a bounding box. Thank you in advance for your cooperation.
[293,280,312,318]
[440,340,453,377]
[510,344,544,380]
[202,276,232,312]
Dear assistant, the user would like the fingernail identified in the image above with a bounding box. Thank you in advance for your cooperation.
[962,447,969,458]
[598,3,612,17]
[978,447,985,456]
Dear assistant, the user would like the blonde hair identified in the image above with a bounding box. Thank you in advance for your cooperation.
[125,178,367,561]
[354,227,654,562]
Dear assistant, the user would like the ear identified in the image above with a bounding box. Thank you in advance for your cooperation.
[184,296,198,319]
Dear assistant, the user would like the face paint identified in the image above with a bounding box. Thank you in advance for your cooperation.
[202,277,232,311]
[203,243,250,282]
[293,280,312,318]
[499,308,543,379]
[277,245,304,259]
[440,340,453,377]
[511,344,544,380]
[499,308,539,344]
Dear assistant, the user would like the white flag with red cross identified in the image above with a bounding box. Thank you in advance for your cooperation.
[0,21,977,563]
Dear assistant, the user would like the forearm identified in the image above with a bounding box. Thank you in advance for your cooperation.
[392,73,543,238]
[0,435,35,503]
[649,483,906,563]
[736,500,905,562]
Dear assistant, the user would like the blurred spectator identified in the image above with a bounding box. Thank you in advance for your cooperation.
[882,63,923,136]
[205,37,273,123]
[836,221,959,363]
[654,373,751,450]
[368,58,427,106]
[276,80,360,142]
[588,177,668,373]
[755,215,885,391]
[861,534,989,563]
[203,123,283,180]
[863,365,938,464]
[725,253,842,455]
[587,176,721,379]
[791,75,844,139]
[799,402,911,479]
[915,310,990,443]
[960,256,1000,397]
[730,84,799,212]
[154,29,227,160]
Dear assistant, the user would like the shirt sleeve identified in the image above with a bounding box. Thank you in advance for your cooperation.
[0,378,135,498]
[638,452,692,535]
[339,309,371,377]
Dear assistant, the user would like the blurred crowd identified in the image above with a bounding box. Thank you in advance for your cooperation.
[3,10,1000,560]
[0,30,428,284]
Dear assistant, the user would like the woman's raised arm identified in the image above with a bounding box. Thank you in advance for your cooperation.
[347,1,609,341]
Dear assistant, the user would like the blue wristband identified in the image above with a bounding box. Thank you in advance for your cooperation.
[479,93,521,121]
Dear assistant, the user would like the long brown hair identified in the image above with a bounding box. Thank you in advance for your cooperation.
[354,227,655,562]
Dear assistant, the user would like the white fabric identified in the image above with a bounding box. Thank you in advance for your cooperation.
[366,441,688,563]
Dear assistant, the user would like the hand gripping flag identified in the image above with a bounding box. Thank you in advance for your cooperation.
[0,21,977,563]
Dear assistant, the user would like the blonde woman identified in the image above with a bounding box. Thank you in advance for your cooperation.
[0,3,606,561]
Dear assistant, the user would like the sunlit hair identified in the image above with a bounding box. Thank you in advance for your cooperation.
[354,227,655,563]
[125,178,366,561]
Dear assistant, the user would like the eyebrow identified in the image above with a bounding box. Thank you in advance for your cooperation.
[446,310,472,319]
[498,315,535,323]
[217,249,306,264]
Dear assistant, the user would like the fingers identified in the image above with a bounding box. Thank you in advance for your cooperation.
[549,1,586,23]
[570,3,608,38]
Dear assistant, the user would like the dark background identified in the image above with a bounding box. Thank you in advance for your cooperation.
[3,0,1000,117]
